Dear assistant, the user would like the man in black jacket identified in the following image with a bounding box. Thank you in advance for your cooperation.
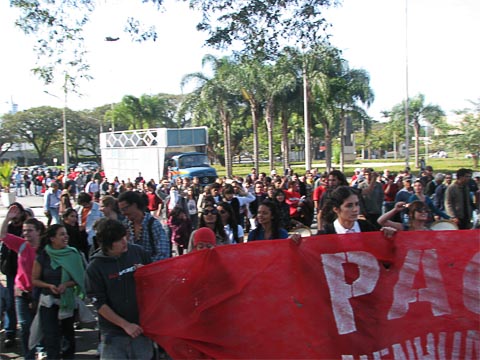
[85,218,153,359]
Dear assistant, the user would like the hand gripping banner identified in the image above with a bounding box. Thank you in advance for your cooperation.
[136,230,480,359]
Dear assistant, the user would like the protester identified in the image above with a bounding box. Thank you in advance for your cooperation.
[75,192,104,253]
[59,189,73,216]
[0,202,29,349]
[319,186,395,237]
[248,200,289,241]
[31,224,85,359]
[0,206,45,359]
[85,218,154,360]
[217,201,244,244]
[378,201,433,231]
[43,182,62,225]
[191,227,217,251]
[445,168,474,229]
[118,190,170,261]
[62,208,89,259]
[187,203,228,252]
[167,206,192,256]
[357,168,384,230]
[408,180,450,223]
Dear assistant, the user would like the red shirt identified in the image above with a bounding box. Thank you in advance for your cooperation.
[2,234,36,292]
[284,189,302,216]
[146,192,162,211]
[312,185,326,203]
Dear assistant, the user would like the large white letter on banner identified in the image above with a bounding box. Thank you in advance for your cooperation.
[388,249,451,320]
[322,251,380,335]
[463,252,480,314]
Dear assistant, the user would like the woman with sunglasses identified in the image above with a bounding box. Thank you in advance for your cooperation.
[408,180,450,222]
[217,202,244,244]
[187,203,228,252]
[378,200,432,231]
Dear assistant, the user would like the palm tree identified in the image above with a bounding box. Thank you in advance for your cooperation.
[181,55,240,178]
[330,65,374,172]
[307,46,343,172]
[389,94,444,168]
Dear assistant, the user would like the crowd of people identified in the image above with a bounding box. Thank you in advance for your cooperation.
[1,163,479,359]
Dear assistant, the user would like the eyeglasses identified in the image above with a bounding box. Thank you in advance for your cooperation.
[218,210,227,215]
[416,208,429,213]
[203,209,218,215]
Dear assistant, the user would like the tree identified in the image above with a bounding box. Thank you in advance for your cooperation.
[181,55,241,178]
[450,99,480,168]
[389,94,444,168]
[190,0,337,58]
[0,122,16,158]
[69,111,103,161]
[110,94,177,130]
[1,107,63,163]
[329,65,374,171]
[260,57,298,171]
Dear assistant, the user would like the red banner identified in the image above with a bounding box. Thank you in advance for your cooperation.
[136,230,480,359]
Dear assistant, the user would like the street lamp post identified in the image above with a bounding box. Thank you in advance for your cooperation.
[62,86,69,177]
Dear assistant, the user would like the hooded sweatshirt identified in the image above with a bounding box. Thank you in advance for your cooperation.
[85,244,151,336]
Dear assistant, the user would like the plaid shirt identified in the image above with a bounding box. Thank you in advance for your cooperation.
[125,212,170,262]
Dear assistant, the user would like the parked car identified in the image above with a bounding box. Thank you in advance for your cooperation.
[77,161,100,171]
[429,151,448,158]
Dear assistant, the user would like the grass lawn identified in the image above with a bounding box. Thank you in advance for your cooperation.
[213,157,479,178]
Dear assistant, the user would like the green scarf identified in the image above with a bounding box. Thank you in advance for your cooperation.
[45,245,86,313]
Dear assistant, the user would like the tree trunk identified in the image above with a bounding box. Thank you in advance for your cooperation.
[250,101,260,173]
[220,107,232,179]
[339,111,345,173]
[324,124,332,172]
[280,109,290,172]
[413,120,421,168]
[265,99,275,172]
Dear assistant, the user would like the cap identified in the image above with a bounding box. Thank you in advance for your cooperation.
[193,227,216,248]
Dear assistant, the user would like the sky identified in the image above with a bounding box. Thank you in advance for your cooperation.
[0,0,478,120]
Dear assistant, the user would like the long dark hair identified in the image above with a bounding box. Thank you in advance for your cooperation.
[321,186,358,224]
[251,199,283,240]
[37,224,64,254]
[217,201,239,243]
[62,208,78,222]
[198,204,227,242]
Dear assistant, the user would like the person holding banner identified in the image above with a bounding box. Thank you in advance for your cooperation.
[85,218,153,360]
[319,186,396,238]
[377,200,432,231]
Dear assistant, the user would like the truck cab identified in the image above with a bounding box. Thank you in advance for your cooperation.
[166,152,217,185]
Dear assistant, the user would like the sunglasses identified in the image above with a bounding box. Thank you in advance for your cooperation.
[203,209,218,215]
[416,208,429,213]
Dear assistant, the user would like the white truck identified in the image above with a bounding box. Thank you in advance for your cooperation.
[100,127,217,185]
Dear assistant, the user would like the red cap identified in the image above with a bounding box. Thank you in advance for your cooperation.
[193,227,216,248]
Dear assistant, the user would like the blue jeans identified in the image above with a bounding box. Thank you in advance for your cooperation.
[48,207,61,224]
[15,295,36,359]
[101,334,153,360]
[3,274,17,337]
[39,304,75,359]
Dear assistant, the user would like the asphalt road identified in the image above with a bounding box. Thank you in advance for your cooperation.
[0,194,99,359]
